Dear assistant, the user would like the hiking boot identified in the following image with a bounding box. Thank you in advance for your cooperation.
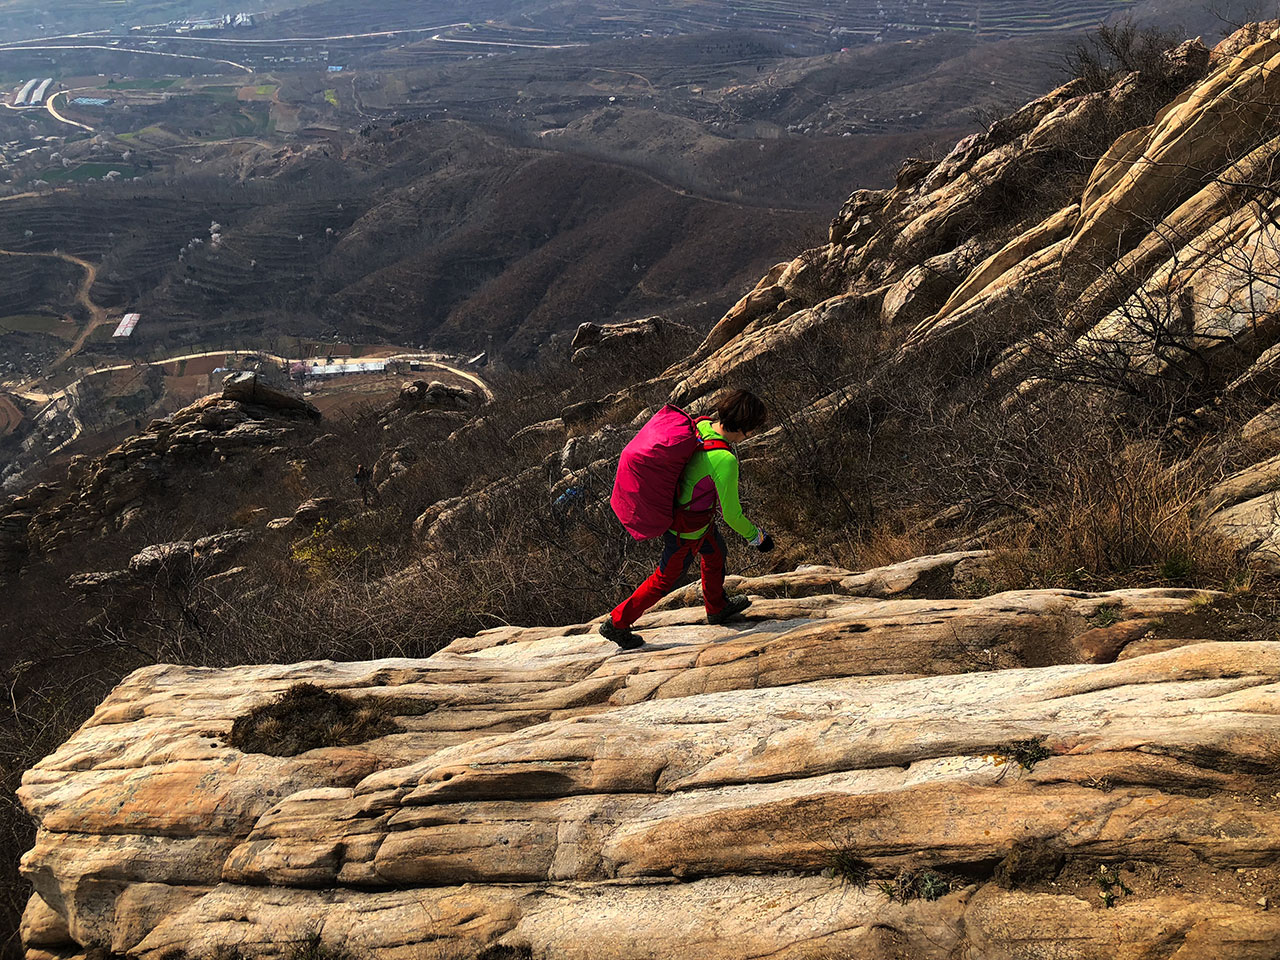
[707,594,752,625]
[599,619,644,650]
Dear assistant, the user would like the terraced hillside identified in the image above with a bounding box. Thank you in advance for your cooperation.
[0,122,822,364]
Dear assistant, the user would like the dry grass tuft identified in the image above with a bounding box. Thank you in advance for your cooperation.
[229,683,400,757]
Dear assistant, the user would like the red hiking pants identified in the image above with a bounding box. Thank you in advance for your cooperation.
[611,528,728,629]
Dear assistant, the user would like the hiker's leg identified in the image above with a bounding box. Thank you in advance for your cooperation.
[700,527,728,616]
[611,533,698,628]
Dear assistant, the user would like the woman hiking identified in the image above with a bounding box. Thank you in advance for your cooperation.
[601,389,775,650]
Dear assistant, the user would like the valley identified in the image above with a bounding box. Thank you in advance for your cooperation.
[0,0,1256,485]
[9,9,1280,960]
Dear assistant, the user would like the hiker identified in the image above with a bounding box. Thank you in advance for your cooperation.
[601,389,774,650]
[354,462,371,506]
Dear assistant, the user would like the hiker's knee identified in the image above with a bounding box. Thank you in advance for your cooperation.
[651,562,684,589]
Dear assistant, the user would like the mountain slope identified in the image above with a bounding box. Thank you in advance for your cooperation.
[14,19,1280,960]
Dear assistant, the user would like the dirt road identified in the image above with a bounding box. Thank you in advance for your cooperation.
[45,92,93,131]
[0,247,108,360]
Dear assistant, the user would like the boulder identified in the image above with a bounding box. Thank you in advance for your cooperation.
[397,379,478,410]
[66,569,136,593]
[558,425,625,474]
[1242,403,1280,443]
[570,316,693,366]
[193,531,252,567]
[510,418,567,448]
[291,498,337,528]
[221,372,320,419]
[127,541,194,580]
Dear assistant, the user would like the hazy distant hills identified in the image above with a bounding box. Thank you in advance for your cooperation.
[0,0,1264,371]
[0,120,823,361]
[1,0,1256,49]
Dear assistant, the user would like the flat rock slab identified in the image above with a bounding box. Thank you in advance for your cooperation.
[131,880,1280,960]
[17,561,1275,960]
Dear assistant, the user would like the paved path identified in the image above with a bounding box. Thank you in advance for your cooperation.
[44,91,94,131]
[14,349,492,406]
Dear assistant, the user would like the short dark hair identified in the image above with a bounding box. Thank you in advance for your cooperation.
[716,389,767,433]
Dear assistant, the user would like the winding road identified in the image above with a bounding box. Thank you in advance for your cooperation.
[0,23,581,60]
[15,350,492,406]
[0,43,252,71]
[0,24,468,46]
[11,349,491,456]
[44,91,94,131]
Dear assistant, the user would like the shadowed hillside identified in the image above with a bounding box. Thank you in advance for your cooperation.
[11,16,1280,960]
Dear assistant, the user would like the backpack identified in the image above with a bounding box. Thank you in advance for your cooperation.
[611,405,730,541]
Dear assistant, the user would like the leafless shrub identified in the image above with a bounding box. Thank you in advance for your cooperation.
[1064,18,1188,94]
[982,436,1241,590]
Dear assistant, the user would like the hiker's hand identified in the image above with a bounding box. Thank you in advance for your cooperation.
[754,532,774,553]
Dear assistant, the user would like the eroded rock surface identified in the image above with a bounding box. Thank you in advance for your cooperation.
[19,560,1279,960]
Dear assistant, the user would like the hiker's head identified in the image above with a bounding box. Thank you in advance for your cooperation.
[715,389,767,439]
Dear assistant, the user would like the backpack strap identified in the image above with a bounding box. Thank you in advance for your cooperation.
[694,416,731,453]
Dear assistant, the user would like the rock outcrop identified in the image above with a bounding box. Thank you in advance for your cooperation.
[21,559,1280,959]
[570,316,694,366]
[394,379,480,412]
[661,34,1235,407]
[614,24,1280,569]
[5,379,318,567]
[69,531,253,595]
[221,372,321,419]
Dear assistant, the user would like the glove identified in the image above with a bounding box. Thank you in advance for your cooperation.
[751,531,774,553]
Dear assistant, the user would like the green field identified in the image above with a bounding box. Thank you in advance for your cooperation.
[324,88,339,107]
[254,84,278,96]
[37,162,144,183]
[104,78,176,90]
[0,314,73,338]
[117,125,170,142]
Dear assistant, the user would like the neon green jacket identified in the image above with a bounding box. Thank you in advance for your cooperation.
[674,420,760,541]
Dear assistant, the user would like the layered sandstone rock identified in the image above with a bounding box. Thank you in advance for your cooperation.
[631,26,1280,456]
[570,316,694,366]
[21,559,1280,960]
